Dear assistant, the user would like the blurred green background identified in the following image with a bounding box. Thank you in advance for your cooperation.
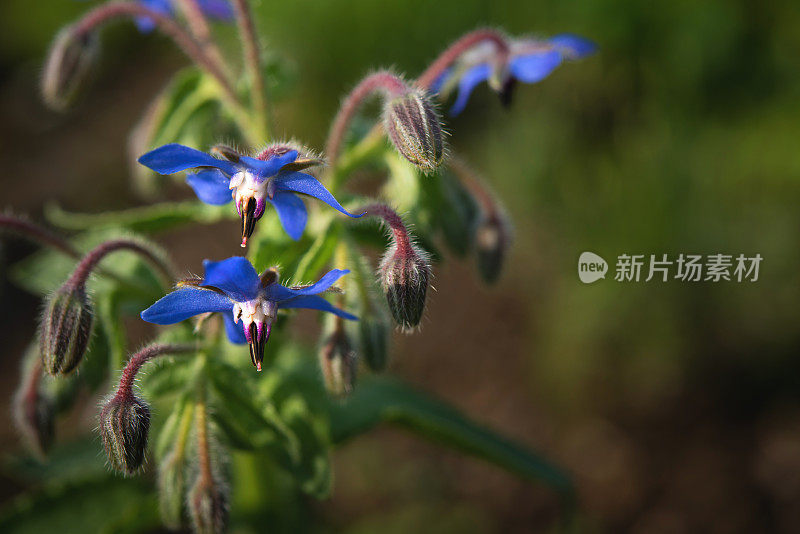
[2,0,800,532]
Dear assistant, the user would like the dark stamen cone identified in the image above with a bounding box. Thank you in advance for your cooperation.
[41,26,98,111]
[99,393,151,474]
[383,89,445,173]
[240,198,258,247]
[40,284,94,375]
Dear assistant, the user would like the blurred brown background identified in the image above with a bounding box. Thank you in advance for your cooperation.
[2,0,800,532]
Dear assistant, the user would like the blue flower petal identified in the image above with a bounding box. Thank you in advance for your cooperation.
[266,269,350,302]
[450,62,492,116]
[198,0,234,20]
[239,150,299,180]
[274,172,363,218]
[139,143,238,176]
[509,50,563,84]
[278,295,358,320]
[223,312,248,344]
[135,0,172,33]
[141,287,232,325]
[186,170,232,205]
[549,34,597,59]
[201,257,261,302]
[269,191,307,241]
[430,67,452,94]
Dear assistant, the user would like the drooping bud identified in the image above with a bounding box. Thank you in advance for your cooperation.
[99,392,151,474]
[380,244,431,331]
[158,450,187,529]
[99,344,192,474]
[13,353,54,457]
[384,89,446,173]
[189,474,229,534]
[40,284,94,375]
[319,323,358,397]
[358,314,390,372]
[361,203,432,332]
[475,213,511,284]
[189,398,229,534]
[41,26,98,111]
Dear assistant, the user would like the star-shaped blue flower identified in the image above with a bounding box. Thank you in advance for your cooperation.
[134,0,234,33]
[141,257,357,370]
[138,143,363,245]
[433,33,596,116]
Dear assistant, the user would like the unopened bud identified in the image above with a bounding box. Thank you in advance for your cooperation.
[380,244,431,331]
[358,315,390,372]
[12,355,54,457]
[99,393,151,474]
[384,89,445,173]
[189,476,229,534]
[475,213,510,284]
[41,26,98,111]
[319,325,358,397]
[158,451,187,529]
[40,284,94,375]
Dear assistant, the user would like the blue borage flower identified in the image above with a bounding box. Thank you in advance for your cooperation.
[432,33,596,116]
[134,0,234,33]
[141,257,357,370]
[138,143,363,245]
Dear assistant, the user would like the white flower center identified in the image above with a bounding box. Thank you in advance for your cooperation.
[230,170,268,207]
[232,297,277,327]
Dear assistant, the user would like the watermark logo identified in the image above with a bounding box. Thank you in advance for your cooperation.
[577,253,762,283]
[578,252,608,284]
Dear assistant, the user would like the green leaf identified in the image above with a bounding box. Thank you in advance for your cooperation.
[328,376,574,499]
[291,220,339,283]
[206,359,301,460]
[44,201,232,234]
[0,474,158,534]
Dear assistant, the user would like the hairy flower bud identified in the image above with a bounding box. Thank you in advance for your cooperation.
[380,244,431,331]
[99,393,151,474]
[41,26,98,111]
[158,451,187,529]
[358,315,390,372]
[319,325,358,397]
[40,284,94,375]
[189,476,229,534]
[13,355,54,457]
[475,213,510,284]
[384,89,445,173]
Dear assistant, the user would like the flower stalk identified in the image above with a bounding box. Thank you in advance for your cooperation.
[416,28,510,90]
[68,1,249,131]
[326,71,409,165]
[231,0,270,139]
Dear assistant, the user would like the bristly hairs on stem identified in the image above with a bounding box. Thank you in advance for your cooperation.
[231,0,271,140]
[325,70,410,166]
[68,2,243,118]
[416,28,510,90]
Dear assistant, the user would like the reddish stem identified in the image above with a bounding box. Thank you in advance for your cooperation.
[447,156,498,216]
[117,344,194,396]
[67,239,174,287]
[326,71,409,165]
[71,1,237,104]
[360,203,413,255]
[0,214,79,258]
[231,0,268,135]
[416,28,510,90]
